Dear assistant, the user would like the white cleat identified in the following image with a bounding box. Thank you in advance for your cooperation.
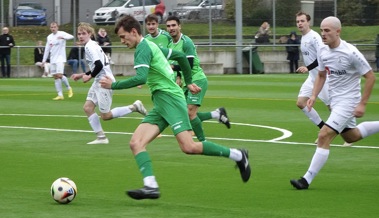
[314,138,318,144]
[87,138,109,145]
[342,142,353,147]
[133,100,148,116]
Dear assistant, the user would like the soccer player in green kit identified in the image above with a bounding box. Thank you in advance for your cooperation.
[144,14,171,48]
[99,15,251,200]
[166,16,230,142]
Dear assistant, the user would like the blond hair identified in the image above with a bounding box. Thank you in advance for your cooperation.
[78,22,95,38]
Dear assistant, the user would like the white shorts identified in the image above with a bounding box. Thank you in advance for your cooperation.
[86,82,113,113]
[326,100,357,133]
[298,77,330,105]
[50,62,65,75]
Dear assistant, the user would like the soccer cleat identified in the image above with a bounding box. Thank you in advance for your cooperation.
[53,96,64,100]
[68,88,73,98]
[290,177,309,190]
[126,186,160,200]
[342,142,353,147]
[216,107,231,129]
[133,100,148,116]
[87,138,109,145]
[236,149,251,182]
[314,138,318,144]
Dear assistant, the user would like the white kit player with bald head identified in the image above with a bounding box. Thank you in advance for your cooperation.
[71,22,148,145]
[42,22,74,100]
[290,16,379,190]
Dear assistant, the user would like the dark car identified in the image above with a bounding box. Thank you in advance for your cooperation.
[14,2,47,26]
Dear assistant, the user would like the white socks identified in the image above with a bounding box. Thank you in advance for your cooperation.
[229,148,242,161]
[144,176,158,188]
[301,107,323,126]
[54,79,63,96]
[356,121,379,138]
[88,113,103,134]
[303,147,329,184]
[61,75,70,89]
[211,110,219,119]
[111,106,132,118]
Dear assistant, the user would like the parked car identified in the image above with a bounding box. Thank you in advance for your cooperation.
[172,0,223,20]
[14,2,47,26]
[93,0,166,25]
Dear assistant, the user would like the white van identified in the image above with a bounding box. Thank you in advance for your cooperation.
[93,0,166,25]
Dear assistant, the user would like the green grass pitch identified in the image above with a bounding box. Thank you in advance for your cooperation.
[0,74,378,218]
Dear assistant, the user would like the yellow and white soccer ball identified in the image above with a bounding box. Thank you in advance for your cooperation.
[50,177,77,204]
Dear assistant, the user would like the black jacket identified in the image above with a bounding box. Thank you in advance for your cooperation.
[0,34,15,55]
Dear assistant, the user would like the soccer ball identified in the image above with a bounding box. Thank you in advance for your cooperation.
[50,177,77,204]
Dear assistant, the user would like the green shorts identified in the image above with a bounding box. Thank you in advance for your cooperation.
[183,78,208,106]
[142,91,192,135]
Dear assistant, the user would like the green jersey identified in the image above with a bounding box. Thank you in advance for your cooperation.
[111,39,191,99]
[144,29,172,48]
[168,34,206,85]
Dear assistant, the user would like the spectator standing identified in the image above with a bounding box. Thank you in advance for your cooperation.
[0,27,15,78]
[67,45,86,74]
[286,31,300,73]
[34,40,51,77]
[375,34,379,72]
[42,22,74,100]
[96,28,113,64]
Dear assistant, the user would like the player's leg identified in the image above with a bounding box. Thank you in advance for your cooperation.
[291,105,351,190]
[56,62,73,98]
[84,85,107,144]
[186,79,207,141]
[5,54,11,77]
[50,63,64,100]
[297,79,325,143]
[98,88,147,121]
[197,107,231,129]
[168,93,251,182]
[126,110,165,200]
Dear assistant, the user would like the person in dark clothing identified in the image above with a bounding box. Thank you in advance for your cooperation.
[286,31,300,73]
[34,40,51,77]
[0,27,15,78]
[96,28,113,64]
[67,45,86,74]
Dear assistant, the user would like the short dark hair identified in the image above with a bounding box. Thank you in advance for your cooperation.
[145,14,158,23]
[296,11,311,22]
[114,15,141,35]
[166,15,181,25]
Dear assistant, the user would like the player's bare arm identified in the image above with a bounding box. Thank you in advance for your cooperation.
[99,75,113,89]
[354,70,376,118]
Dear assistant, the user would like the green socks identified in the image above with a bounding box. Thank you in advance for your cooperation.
[191,116,206,141]
[202,141,230,157]
[135,151,154,178]
[197,112,212,121]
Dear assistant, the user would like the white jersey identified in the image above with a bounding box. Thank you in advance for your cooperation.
[43,31,74,64]
[85,40,115,83]
[300,29,324,82]
[318,40,372,102]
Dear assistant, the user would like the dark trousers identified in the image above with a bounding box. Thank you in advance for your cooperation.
[289,60,298,73]
[0,54,11,78]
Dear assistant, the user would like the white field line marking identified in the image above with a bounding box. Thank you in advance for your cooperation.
[0,114,378,149]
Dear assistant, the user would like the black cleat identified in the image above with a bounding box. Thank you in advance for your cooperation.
[236,149,251,182]
[290,177,309,190]
[126,186,160,200]
[217,107,231,129]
